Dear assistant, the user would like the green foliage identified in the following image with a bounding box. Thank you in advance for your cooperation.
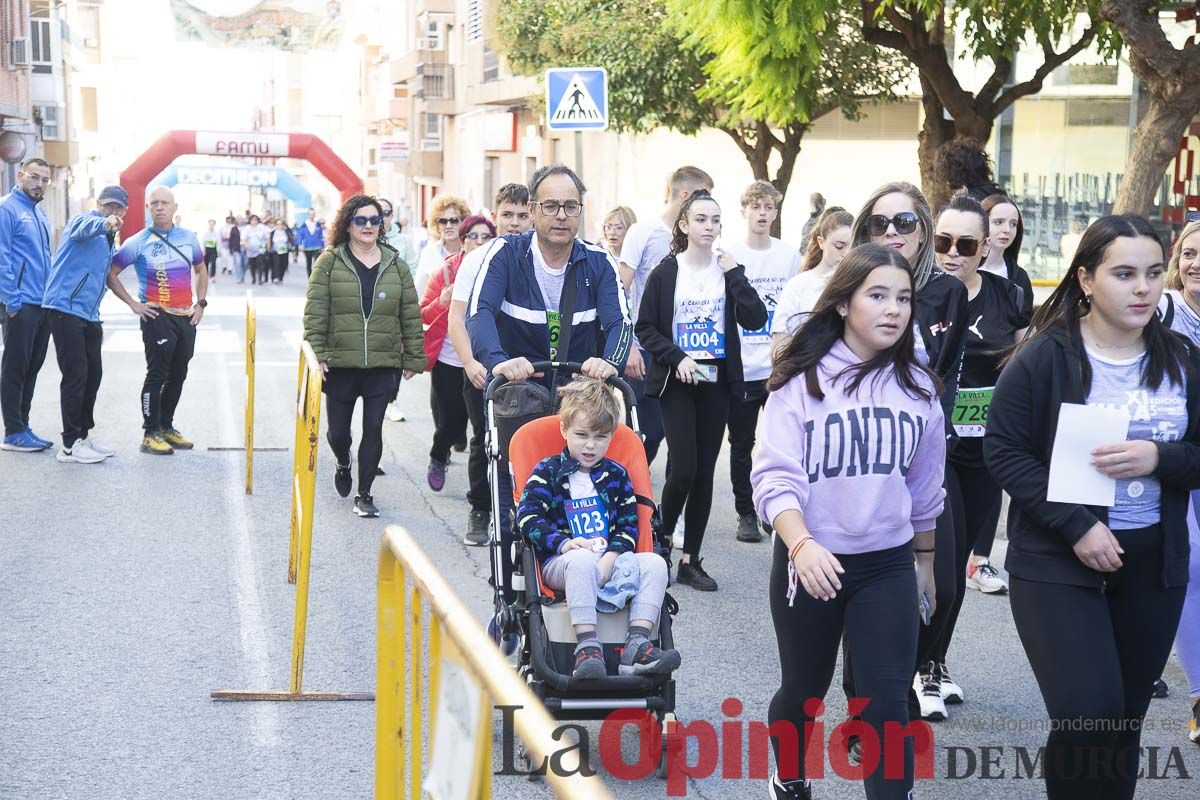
[494,0,711,135]
[932,0,1120,62]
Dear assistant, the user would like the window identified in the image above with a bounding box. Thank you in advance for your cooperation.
[467,0,483,43]
[421,113,443,150]
[1053,63,1120,87]
[419,19,443,50]
[38,105,62,141]
[417,63,452,100]
[482,47,499,83]
[31,14,52,74]
[1066,99,1130,127]
[80,87,98,132]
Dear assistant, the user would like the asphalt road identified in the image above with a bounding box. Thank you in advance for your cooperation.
[1,275,1196,800]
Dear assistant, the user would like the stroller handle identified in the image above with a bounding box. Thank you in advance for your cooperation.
[485,360,638,411]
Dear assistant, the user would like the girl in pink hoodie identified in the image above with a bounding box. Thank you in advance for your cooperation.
[752,243,946,800]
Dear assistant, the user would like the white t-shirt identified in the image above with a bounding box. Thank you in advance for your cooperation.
[415,241,451,298]
[727,238,800,381]
[620,220,672,340]
[773,265,835,338]
[437,332,463,367]
[452,244,492,304]
[672,256,727,361]
[530,234,568,359]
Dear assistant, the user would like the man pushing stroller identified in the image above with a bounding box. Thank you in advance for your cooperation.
[516,378,682,680]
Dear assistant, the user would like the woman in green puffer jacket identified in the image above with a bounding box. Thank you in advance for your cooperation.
[303,194,426,518]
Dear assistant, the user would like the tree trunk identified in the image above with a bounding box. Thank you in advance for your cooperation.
[1112,95,1196,217]
[917,75,956,210]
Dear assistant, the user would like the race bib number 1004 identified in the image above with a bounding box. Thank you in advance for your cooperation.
[675,320,725,360]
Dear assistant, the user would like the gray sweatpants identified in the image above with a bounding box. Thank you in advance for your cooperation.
[541,548,669,628]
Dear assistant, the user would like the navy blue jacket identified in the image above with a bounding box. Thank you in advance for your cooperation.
[0,188,52,313]
[42,211,117,322]
[467,231,632,372]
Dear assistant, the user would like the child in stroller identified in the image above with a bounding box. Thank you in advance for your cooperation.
[516,377,682,680]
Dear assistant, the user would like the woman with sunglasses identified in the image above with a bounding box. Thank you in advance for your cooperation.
[415,194,471,299]
[908,196,1030,722]
[420,215,496,492]
[985,215,1200,799]
[303,195,426,518]
[840,182,969,725]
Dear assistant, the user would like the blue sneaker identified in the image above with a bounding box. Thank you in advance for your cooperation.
[24,426,52,450]
[2,430,47,452]
[487,616,519,656]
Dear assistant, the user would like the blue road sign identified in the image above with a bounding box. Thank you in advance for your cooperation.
[546,68,608,132]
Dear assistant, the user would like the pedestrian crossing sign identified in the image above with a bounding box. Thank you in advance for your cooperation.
[546,68,608,131]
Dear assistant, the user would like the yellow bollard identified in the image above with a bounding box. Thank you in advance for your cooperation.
[244,292,256,494]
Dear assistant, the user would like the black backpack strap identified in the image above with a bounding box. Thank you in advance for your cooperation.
[550,259,581,393]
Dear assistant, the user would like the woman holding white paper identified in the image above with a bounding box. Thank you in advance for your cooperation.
[984,214,1200,800]
[1162,219,1200,744]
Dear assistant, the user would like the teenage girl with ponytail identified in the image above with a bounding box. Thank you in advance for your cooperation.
[985,214,1200,799]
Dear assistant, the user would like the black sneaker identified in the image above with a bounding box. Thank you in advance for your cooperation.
[463,510,489,546]
[1153,677,1169,699]
[619,637,682,675]
[768,771,812,799]
[736,513,764,543]
[334,461,352,498]
[677,558,718,592]
[572,642,607,680]
[353,494,379,518]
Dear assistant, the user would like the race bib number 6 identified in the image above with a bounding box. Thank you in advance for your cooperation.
[951,387,994,437]
[675,320,726,360]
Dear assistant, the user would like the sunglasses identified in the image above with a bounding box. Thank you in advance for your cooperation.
[463,231,493,241]
[933,233,981,257]
[866,212,919,237]
[437,216,462,227]
[351,215,383,228]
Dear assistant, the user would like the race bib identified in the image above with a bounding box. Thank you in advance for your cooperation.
[951,387,994,437]
[565,495,608,552]
[741,310,775,344]
[675,320,726,360]
[547,310,561,359]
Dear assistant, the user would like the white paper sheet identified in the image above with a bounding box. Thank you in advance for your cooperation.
[1047,403,1131,506]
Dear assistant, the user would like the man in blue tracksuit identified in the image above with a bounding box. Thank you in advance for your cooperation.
[295,208,325,276]
[0,157,54,452]
[467,164,632,613]
[41,185,128,463]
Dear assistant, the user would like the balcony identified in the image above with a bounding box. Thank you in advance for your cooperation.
[388,98,410,123]
[402,147,442,181]
[390,38,449,84]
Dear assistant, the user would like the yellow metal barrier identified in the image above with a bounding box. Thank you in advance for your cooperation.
[212,341,370,701]
[244,292,256,494]
[377,525,615,800]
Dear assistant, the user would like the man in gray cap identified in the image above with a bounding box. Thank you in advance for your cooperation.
[41,185,128,462]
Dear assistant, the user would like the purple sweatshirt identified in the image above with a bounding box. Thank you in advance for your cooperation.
[752,339,946,554]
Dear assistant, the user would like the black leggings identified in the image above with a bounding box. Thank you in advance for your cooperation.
[204,247,217,277]
[325,392,389,496]
[462,380,489,513]
[770,536,920,799]
[429,360,468,463]
[659,374,729,557]
[930,459,1002,664]
[1009,525,1185,800]
[727,380,767,518]
[305,249,319,276]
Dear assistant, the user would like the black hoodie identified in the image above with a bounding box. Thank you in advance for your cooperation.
[984,326,1200,589]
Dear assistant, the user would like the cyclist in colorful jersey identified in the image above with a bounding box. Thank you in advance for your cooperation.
[106,186,208,455]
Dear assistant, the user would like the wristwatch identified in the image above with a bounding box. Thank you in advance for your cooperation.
[196,299,208,308]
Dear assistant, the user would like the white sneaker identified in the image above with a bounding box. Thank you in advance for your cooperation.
[671,517,685,549]
[937,661,964,705]
[387,401,406,422]
[78,437,114,458]
[914,663,947,721]
[57,440,107,464]
[966,560,1008,594]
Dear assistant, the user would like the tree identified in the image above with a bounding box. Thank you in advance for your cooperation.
[1099,1,1200,216]
[493,0,908,232]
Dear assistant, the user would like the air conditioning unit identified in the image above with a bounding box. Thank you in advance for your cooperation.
[9,37,31,68]
[420,137,442,152]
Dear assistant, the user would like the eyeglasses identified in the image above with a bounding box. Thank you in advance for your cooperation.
[866,212,919,237]
[436,216,462,227]
[535,200,582,217]
[603,223,626,232]
[381,209,393,217]
[933,233,981,257]
[351,215,383,228]
[463,231,493,241]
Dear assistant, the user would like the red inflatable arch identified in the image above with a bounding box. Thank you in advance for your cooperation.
[119,130,364,239]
